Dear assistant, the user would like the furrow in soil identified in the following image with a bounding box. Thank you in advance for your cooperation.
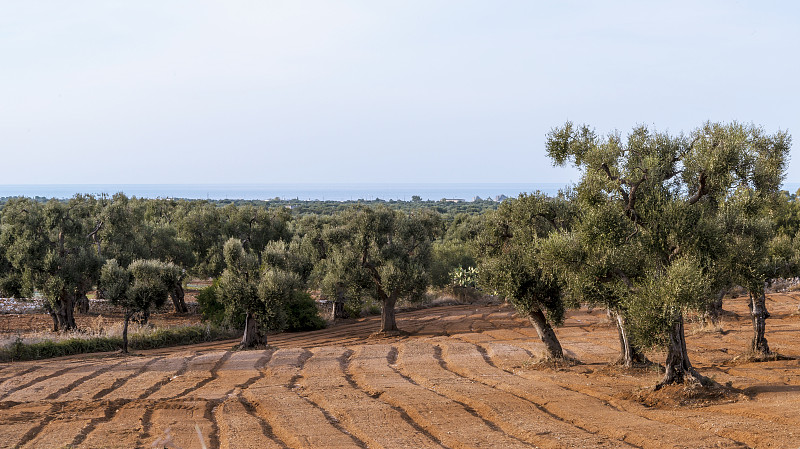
[0,364,83,402]
[82,402,151,449]
[474,338,779,448]
[242,347,363,449]
[9,403,57,448]
[0,365,39,390]
[147,350,230,400]
[45,359,126,400]
[103,354,195,401]
[89,357,164,400]
[443,339,746,449]
[399,339,629,449]
[216,395,285,449]
[83,355,199,447]
[68,399,127,447]
[349,343,532,449]
[190,349,271,400]
[0,402,53,449]
[17,401,107,448]
[298,346,445,449]
[145,398,216,449]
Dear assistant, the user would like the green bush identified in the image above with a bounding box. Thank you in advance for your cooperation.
[284,292,326,332]
[197,280,245,328]
[196,280,225,324]
[343,297,364,318]
[429,240,475,288]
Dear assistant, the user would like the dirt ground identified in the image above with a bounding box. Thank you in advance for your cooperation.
[1,293,800,448]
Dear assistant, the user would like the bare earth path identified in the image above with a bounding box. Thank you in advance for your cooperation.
[2,294,800,448]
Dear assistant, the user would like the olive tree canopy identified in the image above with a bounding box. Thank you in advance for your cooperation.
[546,121,790,387]
[321,206,441,334]
[476,193,576,359]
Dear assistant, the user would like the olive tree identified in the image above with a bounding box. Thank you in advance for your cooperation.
[176,202,225,277]
[218,238,298,347]
[321,206,441,334]
[94,193,145,267]
[101,259,172,353]
[0,243,22,299]
[95,194,194,313]
[547,121,790,387]
[222,204,292,261]
[1,197,102,330]
[539,201,650,366]
[476,193,575,359]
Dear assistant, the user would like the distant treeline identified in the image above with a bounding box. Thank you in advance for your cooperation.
[0,195,505,215]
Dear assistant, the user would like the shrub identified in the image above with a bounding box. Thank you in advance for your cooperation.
[429,240,475,288]
[196,280,245,328]
[284,292,326,332]
[450,266,479,288]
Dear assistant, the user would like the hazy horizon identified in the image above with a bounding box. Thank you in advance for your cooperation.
[3,181,800,202]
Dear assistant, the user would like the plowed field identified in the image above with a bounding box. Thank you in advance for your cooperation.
[2,293,800,448]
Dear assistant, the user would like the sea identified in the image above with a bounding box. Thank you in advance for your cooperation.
[1,182,798,202]
[0,183,572,202]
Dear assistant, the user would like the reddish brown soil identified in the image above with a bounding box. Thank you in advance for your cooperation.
[2,293,800,448]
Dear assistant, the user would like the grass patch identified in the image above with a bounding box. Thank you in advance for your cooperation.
[0,324,240,362]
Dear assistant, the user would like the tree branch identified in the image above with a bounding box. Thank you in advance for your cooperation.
[87,220,103,240]
[686,172,708,205]
[601,163,619,182]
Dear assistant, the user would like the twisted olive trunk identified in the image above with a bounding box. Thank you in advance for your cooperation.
[749,290,770,356]
[170,283,188,314]
[45,303,59,332]
[240,311,268,348]
[332,285,347,320]
[614,310,647,367]
[657,311,708,389]
[527,307,563,359]
[703,288,727,327]
[55,292,77,331]
[380,294,399,333]
[76,293,90,314]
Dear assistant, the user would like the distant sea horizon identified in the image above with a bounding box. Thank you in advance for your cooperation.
[1,182,798,202]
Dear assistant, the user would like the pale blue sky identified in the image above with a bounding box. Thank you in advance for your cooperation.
[1,1,798,184]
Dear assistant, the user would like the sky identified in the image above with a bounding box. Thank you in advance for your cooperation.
[1,1,798,185]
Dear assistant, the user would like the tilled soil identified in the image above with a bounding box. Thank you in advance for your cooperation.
[1,294,800,448]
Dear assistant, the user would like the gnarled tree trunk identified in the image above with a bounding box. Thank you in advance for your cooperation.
[76,293,90,314]
[614,310,647,367]
[527,307,563,359]
[380,294,399,333]
[55,293,77,331]
[703,288,727,327]
[170,283,188,314]
[749,289,770,356]
[658,311,708,389]
[240,311,268,348]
